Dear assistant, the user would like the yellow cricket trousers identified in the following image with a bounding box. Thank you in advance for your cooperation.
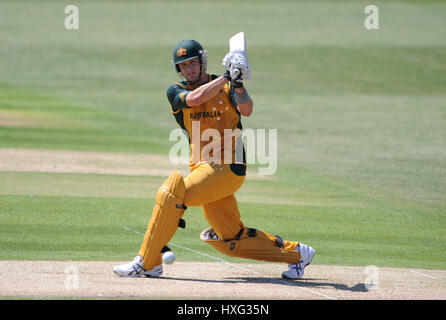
[139,162,300,270]
[185,162,300,263]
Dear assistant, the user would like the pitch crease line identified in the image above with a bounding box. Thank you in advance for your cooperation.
[122,226,336,300]
[411,270,445,281]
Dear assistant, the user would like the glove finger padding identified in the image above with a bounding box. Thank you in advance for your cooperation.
[222,50,246,67]
[240,65,251,80]
[230,52,251,80]
[231,52,248,66]
[222,52,234,69]
[223,51,251,81]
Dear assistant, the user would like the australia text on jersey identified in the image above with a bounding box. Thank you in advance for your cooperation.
[169,121,277,176]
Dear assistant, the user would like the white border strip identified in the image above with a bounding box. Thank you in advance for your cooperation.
[122,226,336,300]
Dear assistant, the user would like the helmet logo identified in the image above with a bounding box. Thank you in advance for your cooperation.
[177,47,187,57]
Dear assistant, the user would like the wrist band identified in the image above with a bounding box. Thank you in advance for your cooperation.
[232,81,243,89]
[235,89,250,105]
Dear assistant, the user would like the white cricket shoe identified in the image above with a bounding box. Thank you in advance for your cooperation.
[281,243,315,280]
[113,256,163,278]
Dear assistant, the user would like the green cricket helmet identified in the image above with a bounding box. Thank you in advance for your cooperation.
[172,39,207,73]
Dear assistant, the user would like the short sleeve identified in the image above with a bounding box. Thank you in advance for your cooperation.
[166,83,190,113]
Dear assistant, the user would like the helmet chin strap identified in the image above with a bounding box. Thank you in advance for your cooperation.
[177,62,207,85]
[185,63,204,85]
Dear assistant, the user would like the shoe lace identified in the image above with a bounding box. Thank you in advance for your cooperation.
[130,256,144,271]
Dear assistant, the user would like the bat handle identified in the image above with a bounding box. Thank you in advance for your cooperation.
[229,63,241,79]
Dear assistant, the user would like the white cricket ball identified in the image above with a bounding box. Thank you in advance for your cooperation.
[162,251,176,264]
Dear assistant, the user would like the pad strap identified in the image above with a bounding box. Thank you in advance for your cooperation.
[247,228,257,237]
[200,228,300,264]
[274,235,284,248]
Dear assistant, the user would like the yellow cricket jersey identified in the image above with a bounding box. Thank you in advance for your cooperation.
[166,74,246,175]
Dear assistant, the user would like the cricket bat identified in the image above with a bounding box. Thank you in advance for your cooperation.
[229,32,246,77]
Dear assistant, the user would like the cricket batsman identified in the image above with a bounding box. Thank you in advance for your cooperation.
[113,38,315,279]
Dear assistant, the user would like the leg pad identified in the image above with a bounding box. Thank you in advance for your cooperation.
[200,227,300,264]
[138,171,186,270]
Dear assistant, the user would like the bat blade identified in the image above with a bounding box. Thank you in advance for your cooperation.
[229,32,246,53]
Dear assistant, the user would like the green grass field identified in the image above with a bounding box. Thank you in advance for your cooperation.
[0,0,445,270]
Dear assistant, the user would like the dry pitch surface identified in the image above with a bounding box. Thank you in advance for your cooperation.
[1,261,445,300]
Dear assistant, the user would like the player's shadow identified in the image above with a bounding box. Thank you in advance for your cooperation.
[159,276,368,292]
[227,277,369,292]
